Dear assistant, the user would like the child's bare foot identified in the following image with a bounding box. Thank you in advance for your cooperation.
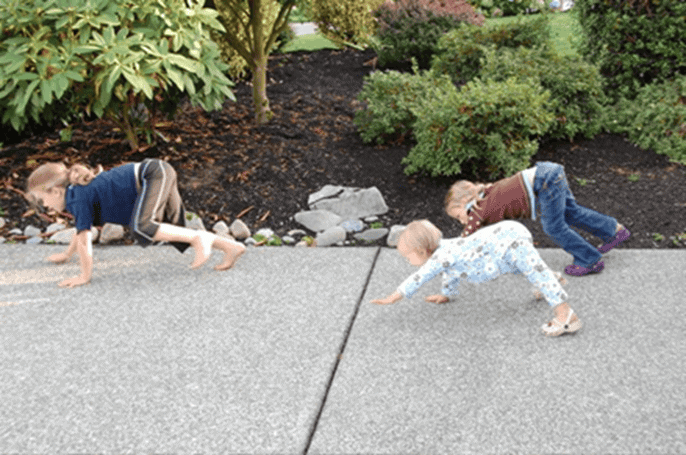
[213,235,246,271]
[190,231,215,269]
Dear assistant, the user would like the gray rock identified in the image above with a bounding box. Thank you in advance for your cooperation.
[244,237,257,247]
[212,221,229,236]
[100,223,125,244]
[387,224,407,247]
[50,227,76,244]
[230,219,251,239]
[282,235,296,244]
[295,240,309,248]
[287,229,307,237]
[26,236,43,245]
[339,219,365,233]
[316,226,347,247]
[9,228,22,236]
[0,217,5,229]
[308,185,388,219]
[294,210,342,232]
[0,237,5,244]
[46,223,67,234]
[364,216,379,223]
[24,225,41,237]
[354,228,389,243]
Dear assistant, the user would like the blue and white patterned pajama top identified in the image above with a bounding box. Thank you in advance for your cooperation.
[397,220,568,307]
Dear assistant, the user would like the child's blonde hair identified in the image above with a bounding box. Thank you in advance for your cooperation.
[444,180,488,212]
[399,220,443,254]
[26,162,103,205]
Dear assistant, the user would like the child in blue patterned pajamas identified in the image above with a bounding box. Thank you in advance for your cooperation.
[371,219,581,336]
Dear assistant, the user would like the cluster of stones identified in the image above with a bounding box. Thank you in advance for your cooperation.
[0,185,407,248]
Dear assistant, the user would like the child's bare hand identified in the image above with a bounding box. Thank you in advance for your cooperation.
[425,294,449,304]
[371,291,403,305]
[46,252,70,264]
[58,276,90,288]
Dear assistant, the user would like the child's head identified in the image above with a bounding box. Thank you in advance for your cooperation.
[444,180,487,224]
[26,162,100,212]
[397,220,442,266]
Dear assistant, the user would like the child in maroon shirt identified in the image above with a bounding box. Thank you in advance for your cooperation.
[444,161,630,276]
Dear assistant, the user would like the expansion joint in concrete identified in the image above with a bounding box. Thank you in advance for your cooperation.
[302,246,382,455]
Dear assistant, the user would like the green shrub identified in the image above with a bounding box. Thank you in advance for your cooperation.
[309,0,385,48]
[480,46,606,140]
[613,76,686,165]
[403,77,553,178]
[575,0,686,102]
[466,0,543,17]
[371,0,484,69]
[431,14,550,83]
[354,63,457,144]
[0,0,234,149]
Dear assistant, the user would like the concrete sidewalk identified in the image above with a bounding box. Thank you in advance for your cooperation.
[1,244,684,454]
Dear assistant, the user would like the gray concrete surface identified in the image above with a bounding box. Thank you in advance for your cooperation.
[1,244,684,454]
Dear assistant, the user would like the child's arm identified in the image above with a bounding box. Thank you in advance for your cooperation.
[58,230,93,288]
[46,230,79,264]
[371,291,403,305]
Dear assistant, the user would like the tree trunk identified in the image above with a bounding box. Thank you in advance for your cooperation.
[252,53,272,124]
[250,0,273,124]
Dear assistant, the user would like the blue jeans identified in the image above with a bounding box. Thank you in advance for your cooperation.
[534,161,617,267]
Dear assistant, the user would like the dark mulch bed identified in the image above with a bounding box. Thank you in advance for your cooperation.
[2,48,686,248]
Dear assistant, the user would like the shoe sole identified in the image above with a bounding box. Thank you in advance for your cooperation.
[598,228,631,253]
[542,319,583,337]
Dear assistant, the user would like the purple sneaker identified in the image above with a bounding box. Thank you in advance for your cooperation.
[565,261,604,276]
[597,226,631,254]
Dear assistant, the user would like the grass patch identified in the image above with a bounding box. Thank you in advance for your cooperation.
[280,33,339,53]
[281,11,582,55]
[486,11,582,57]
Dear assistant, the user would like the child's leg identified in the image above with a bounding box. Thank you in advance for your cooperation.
[132,160,245,270]
[535,162,602,268]
[564,197,619,244]
[504,238,577,323]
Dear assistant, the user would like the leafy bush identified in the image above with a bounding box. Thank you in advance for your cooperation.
[354,63,458,144]
[309,0,386,48]
[575,0,686,102]
[371,0,484,69]
[403,77,554,178]
[612,76,686,165]
[431,14,550,83]
[480,46,606,140]
[466,0,543,17]
[0,0,234,149]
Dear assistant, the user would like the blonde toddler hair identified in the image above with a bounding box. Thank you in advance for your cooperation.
[399,219,443,254]
[444,180,488,212]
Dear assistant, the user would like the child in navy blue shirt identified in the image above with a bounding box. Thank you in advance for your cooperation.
[26,160,245,288]
[371,219,581,337]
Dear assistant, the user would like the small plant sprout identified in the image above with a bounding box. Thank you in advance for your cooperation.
[628,173,640,182]
[652,233,664,242]
[370,221,384,229]
[302,236,315,246]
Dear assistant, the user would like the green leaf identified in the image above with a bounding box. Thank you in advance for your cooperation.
[167,54,202,74]
[17,79,41,114]
[165,65,185,91]
[40,79,52,104]
[13,72,39,81]
[122,70,153,98]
